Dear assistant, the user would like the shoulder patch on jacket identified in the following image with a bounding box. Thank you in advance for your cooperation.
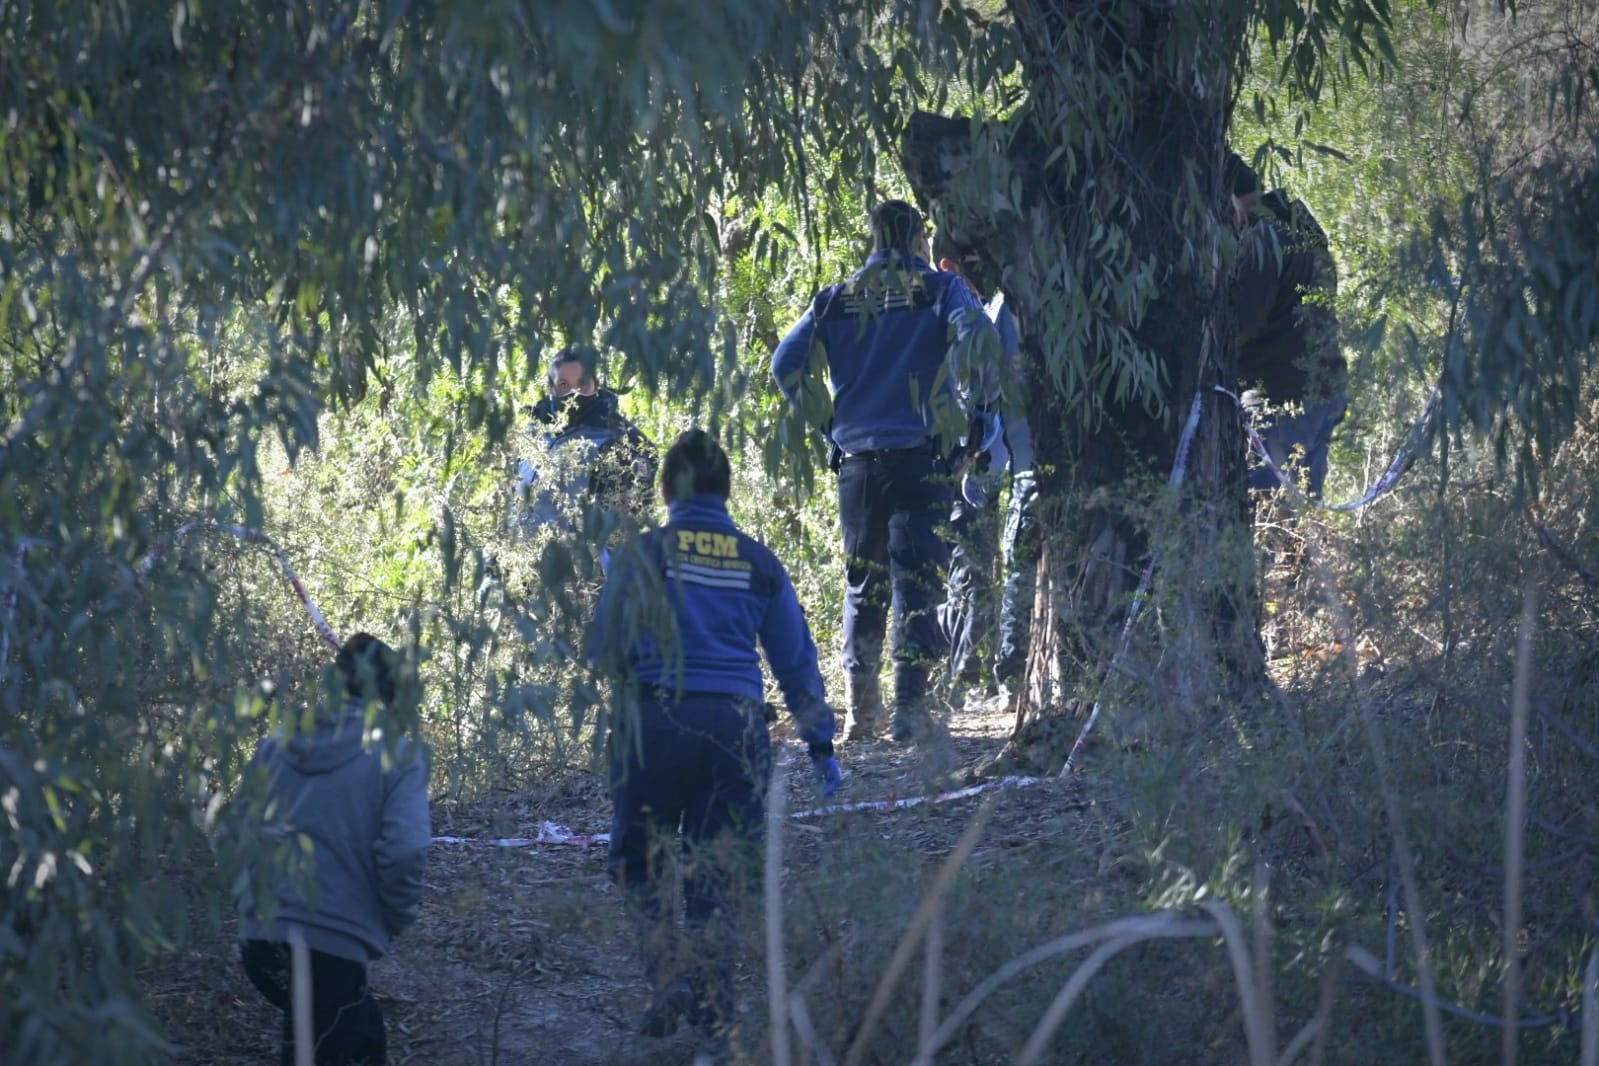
[818,267,934,322]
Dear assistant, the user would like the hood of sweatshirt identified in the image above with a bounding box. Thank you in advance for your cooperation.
[277,702,377,775]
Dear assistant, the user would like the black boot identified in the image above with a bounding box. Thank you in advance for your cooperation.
[638,978,695,1037]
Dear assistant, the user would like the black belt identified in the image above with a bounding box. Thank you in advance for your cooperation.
[843,439,937,462]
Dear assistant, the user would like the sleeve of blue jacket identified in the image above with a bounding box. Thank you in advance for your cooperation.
[942,276,1003,419]
[770,307,820,407]
[758,565,835,748]
[375,741,431,939]
[587,541,638,674]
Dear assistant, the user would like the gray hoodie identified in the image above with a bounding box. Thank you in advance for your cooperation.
[240,701,431,962]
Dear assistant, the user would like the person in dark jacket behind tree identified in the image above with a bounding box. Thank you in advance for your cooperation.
[238,633,431,1066]
[770,199,1001,745]
[516,347,658,535]
[590,429,839,1060]
[1227,151,1347,497]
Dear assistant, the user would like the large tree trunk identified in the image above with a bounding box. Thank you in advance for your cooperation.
[904,0,1262,774]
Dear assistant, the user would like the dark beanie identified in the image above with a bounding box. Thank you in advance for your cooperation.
[1224,150,1259,197]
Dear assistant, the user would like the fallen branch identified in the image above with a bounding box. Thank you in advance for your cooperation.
[1342,945,1570,1031]
[844,796,995,1066]
[1528,512,1599,590]
[1308,544,1449,1066]
[909,911,1218,1065]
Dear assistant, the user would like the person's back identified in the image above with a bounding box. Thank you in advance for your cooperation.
[793,253,988,455]
[1234,191,1344,406]
[239,633,430,1066]
[243,705,429,961]
[1226,152,1347,498]
[770,199,999,745]
[592,429,838,1058]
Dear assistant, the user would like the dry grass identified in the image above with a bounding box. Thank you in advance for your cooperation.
[146,480,1599,1066]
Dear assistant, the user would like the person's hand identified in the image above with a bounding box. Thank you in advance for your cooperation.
[812,755,842,799]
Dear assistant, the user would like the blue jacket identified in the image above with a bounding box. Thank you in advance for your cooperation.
[771,250,999,455]
[591,495,834,747]
[989,294,1034,475]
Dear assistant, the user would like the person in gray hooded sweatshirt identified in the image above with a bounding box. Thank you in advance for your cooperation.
[239,633,431,1066]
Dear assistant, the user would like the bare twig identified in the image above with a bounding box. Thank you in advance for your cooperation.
[289,929,313,1066]
[1301,950,1344,1066]
[1254,858,1278,1064]
[766,770,793,1066]
[918,895,943,1060]
[1278,1015,1325,1066]
[788,990,836,1066]
[487,958,530,1066]
[1015,934,1143,1066]
[1533,698,1599,763]
[1342,945,1566,1030]
[1203,900,1275,1066]
[910,912,1218,1064]
[1581,945,1598,1066]
[1529,512,1599,589]
[1386,848,1400,981]
[1504,585,1539,1064]
[1307,546,1448,1066]
[844,796,995,1066]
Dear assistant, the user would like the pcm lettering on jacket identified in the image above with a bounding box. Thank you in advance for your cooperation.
[591,495,834,747]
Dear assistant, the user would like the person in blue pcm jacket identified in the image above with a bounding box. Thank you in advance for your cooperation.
[590,428,841,1056]
[770,199,1000,745]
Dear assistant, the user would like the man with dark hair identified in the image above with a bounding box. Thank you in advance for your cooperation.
[238,633,431,1066]
[771,199,1000,745]
[515,346,657,535]
[591,428,840,1058]
[1227,151,1347,497]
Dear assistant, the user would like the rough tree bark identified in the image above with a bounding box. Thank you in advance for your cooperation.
[903,0,1262,774]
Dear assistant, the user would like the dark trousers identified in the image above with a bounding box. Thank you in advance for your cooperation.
[837,444,954,709]
[240,939,385,1066]
[1247,395,1348,497]
[942,497,1000,686]
[608,694,772,1030]
[995,470,1041,686]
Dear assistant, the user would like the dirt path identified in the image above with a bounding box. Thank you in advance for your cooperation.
[151,696,1108,1065]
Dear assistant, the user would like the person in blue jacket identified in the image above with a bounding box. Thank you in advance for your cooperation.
[591,428,840,1056]
[932,239,1041,699]
[238,633,431,1066]
[771,199,1000,744]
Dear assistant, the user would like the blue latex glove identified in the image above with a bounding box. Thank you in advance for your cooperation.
[812,755,842,799]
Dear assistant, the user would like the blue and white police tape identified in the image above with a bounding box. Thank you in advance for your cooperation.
[1221,383,1440,511]
[136,521,343,650]
[429,774,1053,849]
